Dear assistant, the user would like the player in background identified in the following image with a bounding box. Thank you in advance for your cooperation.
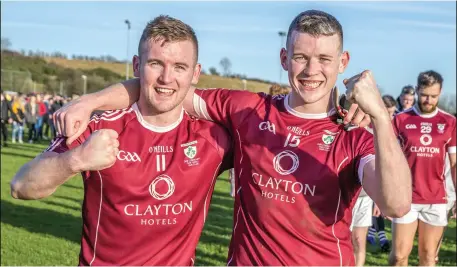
[389,70,456,266]
[382,95,398,120]
[53,10,412,266]
[435,115,457,263]
[350,186,375,266]
[396,85,416,114]
[227,168,235,197]
[366,95,397,252]
[10,16,232,266]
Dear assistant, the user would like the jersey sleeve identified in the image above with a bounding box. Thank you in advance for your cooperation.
[353,129,376,184]
[44,112,107,154]
[193,88,265,131]
[447,118,456,154]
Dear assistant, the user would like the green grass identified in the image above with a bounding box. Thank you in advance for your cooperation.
[1,140,456,266]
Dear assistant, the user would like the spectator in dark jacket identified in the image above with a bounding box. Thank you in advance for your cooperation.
[1,91,13,147]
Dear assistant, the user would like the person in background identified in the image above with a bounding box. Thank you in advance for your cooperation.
[11,93,25,144]
[382,95,398,119]
[35,94,48,141]
[269,83,291,96]
[25,94,39,143]
[42,94,52,140]
[47,97,59,139]
[434,112,457,264]
[365,94,398,252]
[389,70,455,267]
[396,85,415,113]
[1,91,13,147]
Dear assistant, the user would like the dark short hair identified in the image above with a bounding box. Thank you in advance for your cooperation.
[417,70,443,90]
[382,95,397,108]
[287,10,343,51]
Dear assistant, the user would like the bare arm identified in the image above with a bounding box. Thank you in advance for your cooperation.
[362,114,412,218]
[11,128,118,200]
[81,78,140,110]
[10,151,82,200]
[77,78,198,115]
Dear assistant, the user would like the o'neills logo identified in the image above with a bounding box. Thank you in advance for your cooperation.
[252,173,316,203]
[124,202,193,226]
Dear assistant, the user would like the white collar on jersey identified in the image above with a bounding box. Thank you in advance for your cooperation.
[283,93,336,119]
[132,102,184,133]
[412,104,438,118]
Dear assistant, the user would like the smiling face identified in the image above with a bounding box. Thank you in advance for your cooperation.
[133,15,201,116]
[280,10,349,112]
[134,38,200,115]
[281,31,349,108]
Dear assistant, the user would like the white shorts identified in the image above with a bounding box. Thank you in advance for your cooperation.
[350,196,373,231]
[447,199,455,213]
[393,203,448,227]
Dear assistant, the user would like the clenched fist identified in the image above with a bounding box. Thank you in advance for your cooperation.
[343,70,388,120]
[73,129,120,171]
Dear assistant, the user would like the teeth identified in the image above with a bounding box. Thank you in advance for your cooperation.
[156,88,174,94]
[301,81,321,89]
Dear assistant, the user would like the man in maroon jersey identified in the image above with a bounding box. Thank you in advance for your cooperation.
[53,10,412,266]
[10,16,232,266]
[389,70,456,267]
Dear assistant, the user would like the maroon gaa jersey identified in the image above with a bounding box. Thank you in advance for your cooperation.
[393,105,456,204]
[193,89,375,266]
[46,103,232,266]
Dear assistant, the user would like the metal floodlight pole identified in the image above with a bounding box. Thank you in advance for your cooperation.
[278,31,286,84]
[125,19,131,80]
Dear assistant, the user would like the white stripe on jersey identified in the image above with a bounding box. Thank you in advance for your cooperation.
[46,137,65,152]
[89,171,104,266]
[193,93,212,121]
[90,108,134,123]
[358,154,376,184]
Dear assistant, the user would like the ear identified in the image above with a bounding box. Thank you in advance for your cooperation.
[280,48,288,71]
[338,51,350,74]
[191,63,202,85]
[133,55,140,78]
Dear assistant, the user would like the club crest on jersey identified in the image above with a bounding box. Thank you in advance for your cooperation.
[184,146,197,159]
[322,134,335,145]
[437,123,445,134]
[318,130,338,151]
[181,141,200,166]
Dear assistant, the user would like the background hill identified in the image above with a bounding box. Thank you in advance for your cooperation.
[0,50,271,96]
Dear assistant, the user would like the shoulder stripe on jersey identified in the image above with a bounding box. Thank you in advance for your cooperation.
[193,93,212,121]
[90,108,135,123]
[438,108,456,118]
[358,154,375,184]
[46,137,65,152]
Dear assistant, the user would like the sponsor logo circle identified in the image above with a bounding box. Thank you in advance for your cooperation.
[273,150,299,175]
[149,174,175,200]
